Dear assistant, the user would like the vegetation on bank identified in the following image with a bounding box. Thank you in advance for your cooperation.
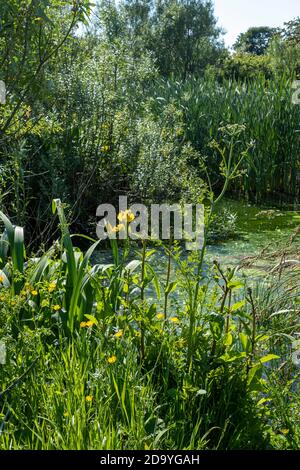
[1,199,300,450]
[1,0,300,450]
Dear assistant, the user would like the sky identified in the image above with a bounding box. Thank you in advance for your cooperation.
[214,0,300,47]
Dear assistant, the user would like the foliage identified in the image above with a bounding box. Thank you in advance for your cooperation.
[208,53,274,81]
[96,0,225,78]
[152,75,300,202]
[233,27,278,56]
[269,19,300,77]
[1,203,300,449]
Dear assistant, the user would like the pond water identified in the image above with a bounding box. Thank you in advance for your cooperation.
[207,198,300,269]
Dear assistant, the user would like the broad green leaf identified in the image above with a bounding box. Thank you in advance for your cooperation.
[228,280,244,290]
[231,300,245,312]
[124,259,141,273]
[84,314,98,325]
[224,332,233,347]
[239,332,249,350]
[258,354,280,364]
[165,281,178,295]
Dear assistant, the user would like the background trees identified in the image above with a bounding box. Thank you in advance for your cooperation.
[96,0,225,78]
[233,26,278,55]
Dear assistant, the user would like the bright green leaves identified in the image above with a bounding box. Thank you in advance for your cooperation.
[52,198,101,332]
[0,210,25,294]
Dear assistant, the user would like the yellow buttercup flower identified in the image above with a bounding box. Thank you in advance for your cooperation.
[111,223,125,233]
[48,282,57,293]
[117,210,135,223]
[80,321,87,328]
[31,290,38,296]
[85,395,93,402]
[170,317,180,324]
[156,313,165,320]
[280,429,289,435]
[107,355,117,364]
[101,145,110,152]
[52,304,61,311]
[114,330,123,338]
[0,275,4,283]
[106,222,125,235]
[86,320,96,327]
[63,411,69,417]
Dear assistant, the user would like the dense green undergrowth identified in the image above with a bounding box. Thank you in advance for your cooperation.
[1,1,300,450]
[1,202,300,450]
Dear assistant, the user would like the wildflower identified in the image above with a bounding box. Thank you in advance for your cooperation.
[156,313,164,320]
[107,355,117,364]
[80,321,87,328]
[280,429,289,435]
[117,209,135,223]
[85,395,93,402]
[170,317,180,324]
[106,222,125,235]
[48,282,57,293]
[114,330,123,338]
[63,411,69,417]
[175,339,186,349]
[31,290,38,296]
[86,320,96,328]
[111,223,125,233]
[41,299,50,308]
[0,295,5,301]
[0,275,4,283]
[52,304,61,311]
[101,145,110,152]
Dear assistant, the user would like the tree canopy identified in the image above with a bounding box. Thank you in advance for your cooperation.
[233,26,278,55]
